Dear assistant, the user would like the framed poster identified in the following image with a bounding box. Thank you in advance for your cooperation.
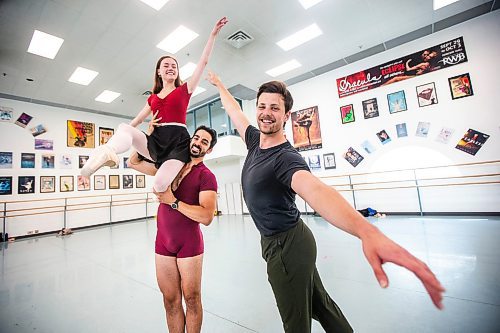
[416,122,431,137]
[21,153,36,168]
[376,130,391,144]
[307,155,321,171]
[59,154,73,169]
[343,147,364,167]
[79,155,89,169]
[109,175,120,189]
[323,153,336,170]
[123,157,129,168]
[396,123,408,138]
[416,82,438,107]
[67,120,95,148]
[435,127,454,144]
[0,106,13,122]
[15,112,33,128]
[362,98,379,119]
[40,176,55,193]
[41,154,55,168]
[291,106,322,152]
[448,73,473,99]
[0,176,12,195]
[60,176,74,192]
[30,124,47,137]
[387,90,407,113]
[94,175,106,190]
[455,129,489,156]
[361,140,376,154]
[18,176,35,194]
[35,139,53,150]
[340,104,355,124]
[99,127,114,145]
[136,175,146,188]
[77,175,91,191]
[0,152,13,168]
[123,175,133,189]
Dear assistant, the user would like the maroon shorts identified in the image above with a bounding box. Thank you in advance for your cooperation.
[155,204,204,258]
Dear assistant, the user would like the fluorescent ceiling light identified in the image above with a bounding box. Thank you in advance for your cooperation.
[138,0,169,10]
[157,26,199,54]
[266,60,302,77]
[298,0,323,9]
[68,67,99,86]
[180,62,197,80]
[192,86,206,97]
[277,23,323,51]
[27,30,64,59]
[433,0,460,10]
[95,90,121,103]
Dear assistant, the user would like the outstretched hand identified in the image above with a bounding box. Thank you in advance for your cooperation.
[212,17,228,36]
[361,229,445,309]
[205,70,221,87]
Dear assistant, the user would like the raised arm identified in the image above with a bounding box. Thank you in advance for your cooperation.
[206,71,250,142]
[129,103,152,127]
[186,17,228,94]
[291,170,445,309]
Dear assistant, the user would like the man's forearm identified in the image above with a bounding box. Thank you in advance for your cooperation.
[176,201,215,226]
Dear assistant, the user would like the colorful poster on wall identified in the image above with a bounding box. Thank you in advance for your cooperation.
[77,176,91,191]
[99,127,114,145]
[336,36,468,98]
[30,124,47,137]
[15,112,33,128]
[361,140,376,154]
[387,91,407,114]
[343,147,364,167]
[448,73,474,99]
[455,129,489,156]
[291,106,322,152]
[396,123,408,138]
[67,120,95,148]
[0,152,13,168]
[435,127,454,144]
[0,176,12,195]
[21,153,35,168]
[60,176,74,192]
[0,106,13,122]
[18,176,35,194]
[376,130,391,144]
[416,82,438,107]
[41,154,55,168]
[323,153,336,170]
[362,98,379,119]
[40,176,55,193]
[340,104,355,124]
[307,155,321,171]
[35,139,53,150]
[416,122,431,137]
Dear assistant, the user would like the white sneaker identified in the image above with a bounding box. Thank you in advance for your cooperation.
[81,145,119,177]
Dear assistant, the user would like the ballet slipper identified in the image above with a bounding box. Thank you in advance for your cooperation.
[81,145,119,177]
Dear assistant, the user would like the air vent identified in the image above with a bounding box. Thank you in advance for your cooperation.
[142,90,152,96]
[225,30,254,49]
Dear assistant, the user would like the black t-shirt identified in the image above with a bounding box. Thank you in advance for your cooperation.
[242,126,310,236]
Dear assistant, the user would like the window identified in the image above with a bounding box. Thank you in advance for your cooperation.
[210,99,228,137]
[194,104,209,128]
[186,111,195,135]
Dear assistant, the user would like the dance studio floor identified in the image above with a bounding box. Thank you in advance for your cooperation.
[1,215,499,332]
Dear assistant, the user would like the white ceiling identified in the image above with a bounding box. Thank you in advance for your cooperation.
[0,0,497,119]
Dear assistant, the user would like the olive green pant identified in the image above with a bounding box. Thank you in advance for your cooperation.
[261,219,353,333]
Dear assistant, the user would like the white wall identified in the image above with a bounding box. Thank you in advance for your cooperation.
[210,11,500,215]
[0,98,157,237]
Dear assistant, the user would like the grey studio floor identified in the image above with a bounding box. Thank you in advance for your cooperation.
[1,215,499,333]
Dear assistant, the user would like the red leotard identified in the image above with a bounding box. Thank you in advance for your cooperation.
[147,83,191,124]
